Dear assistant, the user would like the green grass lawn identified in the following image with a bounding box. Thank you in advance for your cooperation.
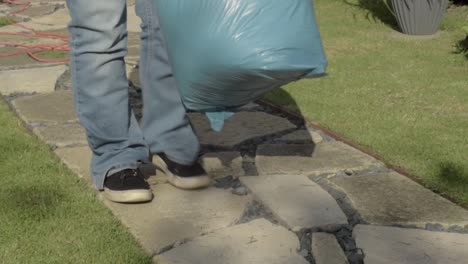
[0,16,15,27]
[0,99,151,263]
[38,50,69,60]
[266,1,468,206]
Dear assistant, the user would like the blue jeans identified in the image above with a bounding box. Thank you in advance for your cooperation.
[66,0,200,189]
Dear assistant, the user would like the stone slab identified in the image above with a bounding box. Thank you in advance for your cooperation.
[21,4,60,17]
[0,48,58,69]
[154,218,308,264]
[28,0,65,3]
[105,185,250,255]
[236,102,262,111]
[329,172,468,227]
[11,90,78,124]
[311,233,349,264]
[189,112,296,149]
[127,5,141,33]
[127,64,139,87]
[200,152,244,178]
[127,46,139,58]
[127,32,141,47]
[9,21,65,33]
[42,27,69,36]
[54,67,71,90]
[126,56,139,66]
[0,6,10,15]
[0,65,67,95]
[54,146,92,183]
[0,31,66,45]
[0,24,25,34]
[256,142,383,176]
[276,129,323,144]
[30,7,70,30]
[241,175,347,231]
[33,122,87,147]
[55,145,249,258]
[354,225,468,264]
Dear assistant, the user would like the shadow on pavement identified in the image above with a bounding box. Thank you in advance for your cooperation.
[128,64,317,177]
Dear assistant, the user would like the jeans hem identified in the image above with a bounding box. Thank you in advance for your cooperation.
[93,161,144,190]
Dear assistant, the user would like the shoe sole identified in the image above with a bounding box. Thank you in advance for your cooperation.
[153,156,211,190]
[103,188,153,203]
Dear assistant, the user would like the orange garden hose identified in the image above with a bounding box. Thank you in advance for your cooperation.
[0,0,70,63]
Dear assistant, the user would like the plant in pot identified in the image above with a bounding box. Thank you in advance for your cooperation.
[386,0,449,35]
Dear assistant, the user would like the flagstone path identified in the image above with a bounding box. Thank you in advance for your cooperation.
[2,2,468,263]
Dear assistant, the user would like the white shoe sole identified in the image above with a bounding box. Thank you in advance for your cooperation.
[153,156,211,190]
[103,188,153,203]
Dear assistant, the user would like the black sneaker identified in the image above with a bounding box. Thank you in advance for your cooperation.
[103,169,153,203]
[153,153,211,190]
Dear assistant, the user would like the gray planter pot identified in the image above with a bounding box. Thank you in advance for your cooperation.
[389,0,449,35]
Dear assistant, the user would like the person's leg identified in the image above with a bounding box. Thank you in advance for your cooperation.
[66,0,152,202]
[135,0,210,189]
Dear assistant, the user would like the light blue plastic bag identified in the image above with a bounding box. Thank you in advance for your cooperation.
[154,0,327,131]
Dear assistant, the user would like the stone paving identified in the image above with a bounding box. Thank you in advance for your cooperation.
[2,2,468,264]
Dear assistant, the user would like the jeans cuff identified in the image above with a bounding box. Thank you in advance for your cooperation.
[94,161,143,190]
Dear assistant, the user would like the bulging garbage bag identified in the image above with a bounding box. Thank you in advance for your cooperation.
[153,0,327,131]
